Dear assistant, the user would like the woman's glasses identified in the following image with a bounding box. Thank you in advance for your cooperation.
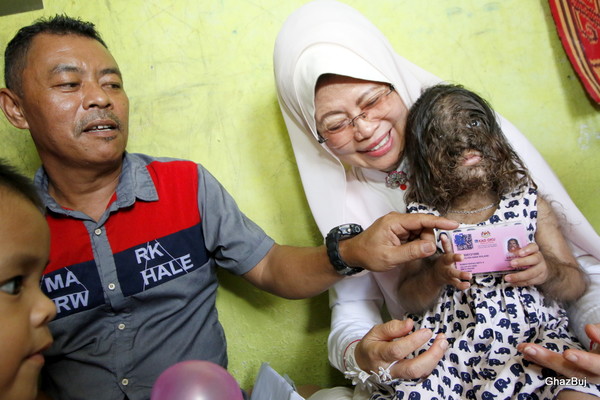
[317,84,396,144]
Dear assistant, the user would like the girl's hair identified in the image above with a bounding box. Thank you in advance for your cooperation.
[404,84,534,213]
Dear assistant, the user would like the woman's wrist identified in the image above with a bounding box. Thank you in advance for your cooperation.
[343,338,398,389]
[343,339,362,372]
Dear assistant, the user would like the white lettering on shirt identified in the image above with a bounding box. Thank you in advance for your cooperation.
[53,291,90,313]
[134,242,165,264]
[43,270,83,292]
[140,254,194,286]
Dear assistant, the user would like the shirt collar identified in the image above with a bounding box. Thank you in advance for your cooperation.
[34,152,159,217]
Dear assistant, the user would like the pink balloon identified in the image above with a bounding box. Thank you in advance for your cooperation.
[151,360,243,400]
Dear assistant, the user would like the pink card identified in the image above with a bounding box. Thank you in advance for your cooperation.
[443,222,531,274]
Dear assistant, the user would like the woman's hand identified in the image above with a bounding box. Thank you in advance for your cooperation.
[517,323,600,384]
[355,319,448,379]
[504,242,548,286]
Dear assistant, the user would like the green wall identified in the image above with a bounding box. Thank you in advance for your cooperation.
[1,0,598,391]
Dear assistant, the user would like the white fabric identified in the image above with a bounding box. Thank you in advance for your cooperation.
[250,363,305,400]
[306,387,356,400]
[274,0,600,380]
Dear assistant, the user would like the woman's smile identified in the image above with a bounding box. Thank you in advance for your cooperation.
[361,131,392,156]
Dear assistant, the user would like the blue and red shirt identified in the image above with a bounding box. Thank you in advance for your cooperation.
[36,153,274,400]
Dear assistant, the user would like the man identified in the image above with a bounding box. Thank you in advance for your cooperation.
[0,15,458,399]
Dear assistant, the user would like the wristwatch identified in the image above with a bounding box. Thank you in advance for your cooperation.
[326,223,364,276]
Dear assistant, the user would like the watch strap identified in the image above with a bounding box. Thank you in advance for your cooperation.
[326,223,364,276]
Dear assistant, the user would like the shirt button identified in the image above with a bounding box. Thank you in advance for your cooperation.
[108,283,116,290]
[118,323,126,330]
[94,228,102,236]
[121,378,129,386]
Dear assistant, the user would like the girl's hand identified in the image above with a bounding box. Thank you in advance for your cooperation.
[504,242,549,286]
[435,234,471,290]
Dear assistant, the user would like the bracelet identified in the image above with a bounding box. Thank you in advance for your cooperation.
[343,340,398,391]
[343,339,362,371]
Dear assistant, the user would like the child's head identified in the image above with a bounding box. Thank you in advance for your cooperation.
[0,161,55,400]
[404,83,533,212]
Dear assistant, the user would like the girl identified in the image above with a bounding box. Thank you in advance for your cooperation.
[396,83,600,399]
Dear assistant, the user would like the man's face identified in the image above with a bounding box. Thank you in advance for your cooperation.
[17,33,129,169]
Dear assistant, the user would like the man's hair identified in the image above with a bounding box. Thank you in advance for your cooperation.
[4,14,107,95]
[0,160,43,211]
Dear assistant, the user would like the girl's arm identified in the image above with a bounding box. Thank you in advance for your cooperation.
[506,196,588,303]
[537,196,589,302]
[397,235,470,314]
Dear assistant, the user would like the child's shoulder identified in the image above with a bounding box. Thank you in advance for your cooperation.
[503,184,537,200]
[500,184,538,207]
[407,202,439,216]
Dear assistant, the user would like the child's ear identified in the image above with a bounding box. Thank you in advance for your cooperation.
[0,88,30,130]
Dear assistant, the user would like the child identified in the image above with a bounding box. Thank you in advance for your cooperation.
[391,84,600,399]
[0,161,56,400]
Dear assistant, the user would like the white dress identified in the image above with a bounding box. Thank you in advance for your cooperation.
[378,187,600,400]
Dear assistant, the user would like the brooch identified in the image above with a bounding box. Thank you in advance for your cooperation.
[385,170,407,190]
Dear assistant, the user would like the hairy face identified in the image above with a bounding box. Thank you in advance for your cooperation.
[425,92,501,195]
[405,85,528,211]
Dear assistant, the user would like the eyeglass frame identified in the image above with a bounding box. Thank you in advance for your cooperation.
[316,84,396,144]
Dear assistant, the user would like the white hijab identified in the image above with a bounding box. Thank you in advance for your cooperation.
[273,0,600,260]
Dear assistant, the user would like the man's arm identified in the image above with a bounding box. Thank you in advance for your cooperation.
[242,212,459,299]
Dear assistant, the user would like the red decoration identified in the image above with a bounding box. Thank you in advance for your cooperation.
[549,0,600,103]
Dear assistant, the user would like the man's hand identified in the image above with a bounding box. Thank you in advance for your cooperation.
[340,212,459,272]
[517,323,600,384]
[355,319,448,379]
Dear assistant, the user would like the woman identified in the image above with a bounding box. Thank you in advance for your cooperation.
[273,0,600,397]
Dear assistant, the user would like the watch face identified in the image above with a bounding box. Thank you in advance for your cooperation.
[340,266,363,276]
[339,224,363,237]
